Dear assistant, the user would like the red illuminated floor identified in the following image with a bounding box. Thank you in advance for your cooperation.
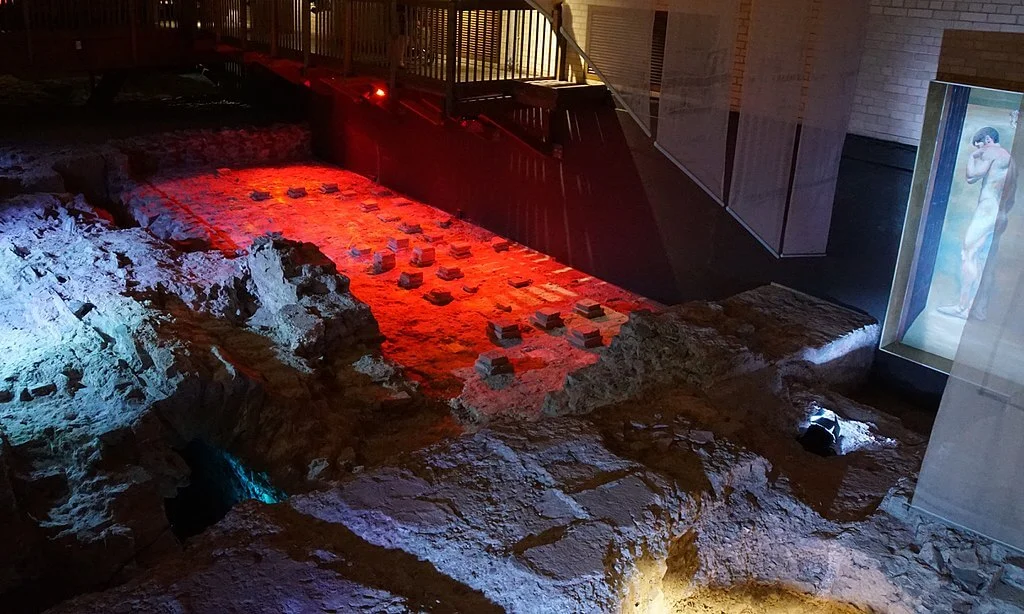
[128,163,661,420]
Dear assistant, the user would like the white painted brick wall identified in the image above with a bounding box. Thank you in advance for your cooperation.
[850,0,1024,145]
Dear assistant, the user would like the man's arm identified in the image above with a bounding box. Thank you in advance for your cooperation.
[967,149,994,184]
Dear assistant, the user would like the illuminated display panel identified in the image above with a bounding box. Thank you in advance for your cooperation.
[882,81,1024,374]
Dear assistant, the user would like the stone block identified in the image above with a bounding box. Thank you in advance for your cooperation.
[360,200,380,212]
[492,238,511,252]
[474,350,513,376]
[463,284,480,294]
[398,221,422,234]
[378,214,401,223]
[424,288,453,306]
[350,245,372,257]
[437,266,464,281]
[424,233,444,243]
[438,218,454,229]
[373,251,396,273]
[287,187,308,199]
[530,308,563,330]
[391,198,412,207]
[569,325,602,349]
[388,237,410,252]
[574,299,605,319]
[488,319,522,340]
[449,242,472,259]
[371,186,393,197]
[411,246,435,267]
[341,189,358,198]
[495,301,512,312]
[320,183,339,194]
[508,277,532,289]
[250,190,271,201]
[398,271,424,289]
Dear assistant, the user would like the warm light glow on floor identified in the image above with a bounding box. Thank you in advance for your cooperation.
[136,163,658,418]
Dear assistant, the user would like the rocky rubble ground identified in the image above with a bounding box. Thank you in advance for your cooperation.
[1,126,1022,613]
[0,188,451,611]
[36,272,1024,613]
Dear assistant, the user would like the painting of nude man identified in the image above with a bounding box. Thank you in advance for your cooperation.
[891,86,1024,368]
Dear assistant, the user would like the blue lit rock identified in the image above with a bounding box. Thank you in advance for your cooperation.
[0,190,404,608]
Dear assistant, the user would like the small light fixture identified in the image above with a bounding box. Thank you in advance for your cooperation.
[374,87,387,98]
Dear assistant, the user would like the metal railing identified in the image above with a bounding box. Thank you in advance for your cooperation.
[0,0,564,112]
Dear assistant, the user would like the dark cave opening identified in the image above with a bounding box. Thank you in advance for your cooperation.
[164,440,287,541]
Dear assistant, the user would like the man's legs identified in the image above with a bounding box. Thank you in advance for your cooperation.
[940,230,992,318]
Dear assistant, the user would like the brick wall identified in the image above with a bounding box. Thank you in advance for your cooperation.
[937,29,1024,92]
[850,0,1024,145]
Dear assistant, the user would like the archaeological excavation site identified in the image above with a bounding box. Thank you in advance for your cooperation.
[2,1,1024,613]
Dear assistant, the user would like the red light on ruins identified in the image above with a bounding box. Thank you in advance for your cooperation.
[374,88,387,98]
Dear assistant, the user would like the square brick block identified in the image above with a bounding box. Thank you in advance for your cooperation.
[398,271,424,289]
[437,266,464,281]
[488,319,521,340]
[342,189,358,198]
[373,251,396,273]
[530,308,563,330]
[250,190,272,201]
[350,245,372,257]
[475,350,513,377]
[574,299,605,319]
[569,326,602,349]
[449,242,472,259]
[507,277,532,289]
[424,233,444,243]
[399,222,423,234]
[425,288,453,306]
[320,183,340,194]
[360,200,380,212]
[492,238,511,252]
[388,237,410,252]
[411,246,436,267]
[287,187,307,199]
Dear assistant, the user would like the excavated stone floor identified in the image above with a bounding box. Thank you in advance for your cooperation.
[1,124,1022,614]
[118,161,658,420]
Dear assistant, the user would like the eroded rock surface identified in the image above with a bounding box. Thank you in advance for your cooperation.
[0,190,442,610]
[544,284,879,417]
[3,128,1021,614]
[45,412,1022,614]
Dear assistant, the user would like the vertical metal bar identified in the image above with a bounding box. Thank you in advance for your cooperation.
[342,0,353,73]
[542,10,549,77]
[387,0,396,90]
[515,10,522,79]
[302,0,311,68]
[270,0,279,55]
[445,0,456,114]
[529,10,535,78]
[335,0,345,60]
[241,0,249,49]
